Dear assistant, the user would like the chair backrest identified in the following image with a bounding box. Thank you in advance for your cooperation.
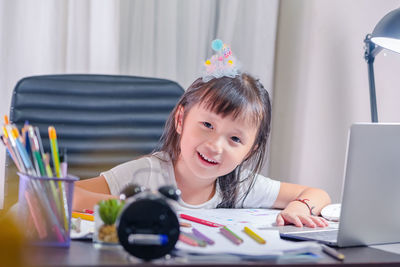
[3,74,184,212]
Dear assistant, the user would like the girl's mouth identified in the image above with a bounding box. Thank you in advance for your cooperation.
[197,152,218,165]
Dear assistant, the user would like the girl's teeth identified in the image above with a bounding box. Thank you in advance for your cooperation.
[199,152,217,163]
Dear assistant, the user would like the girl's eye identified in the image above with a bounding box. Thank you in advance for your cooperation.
[231,136,241,143]
[202,122,213,129]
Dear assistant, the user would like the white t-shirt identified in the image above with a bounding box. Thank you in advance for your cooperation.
[102,152,280,210]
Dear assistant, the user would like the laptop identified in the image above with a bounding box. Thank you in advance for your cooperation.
[280,123,400,247]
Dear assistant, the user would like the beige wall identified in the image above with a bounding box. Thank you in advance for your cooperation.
[270,0,400,202]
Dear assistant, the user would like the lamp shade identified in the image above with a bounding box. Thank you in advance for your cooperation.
[371,8,400,53]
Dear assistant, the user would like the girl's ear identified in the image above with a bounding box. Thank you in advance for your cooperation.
[174,105,184,135]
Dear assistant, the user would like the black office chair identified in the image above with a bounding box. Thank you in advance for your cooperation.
[3,74,184,213]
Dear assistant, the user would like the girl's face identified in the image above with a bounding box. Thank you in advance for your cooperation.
[174,102,259,183]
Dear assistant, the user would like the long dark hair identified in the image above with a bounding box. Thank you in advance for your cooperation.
[158,73,272,208]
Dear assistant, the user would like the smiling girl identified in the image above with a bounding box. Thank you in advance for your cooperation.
[73,40,331,228]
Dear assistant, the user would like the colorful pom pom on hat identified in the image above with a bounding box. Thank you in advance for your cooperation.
[202,39,240,82]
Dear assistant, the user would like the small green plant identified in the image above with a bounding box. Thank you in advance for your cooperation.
[98,199,124,225]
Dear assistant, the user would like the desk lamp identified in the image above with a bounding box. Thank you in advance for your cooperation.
[364,8,400,122]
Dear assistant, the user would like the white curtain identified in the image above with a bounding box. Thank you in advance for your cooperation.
[0,0,279,209]
[270,0,400,202]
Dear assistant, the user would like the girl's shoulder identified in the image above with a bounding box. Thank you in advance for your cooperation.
[102,151,174,195]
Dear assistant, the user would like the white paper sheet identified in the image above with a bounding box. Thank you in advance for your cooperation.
[177,208,281,228]
[176,209,321,257]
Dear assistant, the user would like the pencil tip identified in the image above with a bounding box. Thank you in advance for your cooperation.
[4,115,9,124]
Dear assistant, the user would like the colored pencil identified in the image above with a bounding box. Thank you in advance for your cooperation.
[192,227,215,245]
[179,213,224,227]
[43,153,54,177]
[48,126,61,178]
[1,134,22,172]
[243,226,266,244]
[3,126,27,173]
[10,126,36,175]
[32,135,62,218]
[49,126,69,231]
[179,232,199,247]
[321,244,345,261]
[72,212,94,222]
[28,127,45,176]
[24,190,48,239]
[220,226,243,245]
[179,221,192,227]
[1,121,69,242]
[183,232,207,247]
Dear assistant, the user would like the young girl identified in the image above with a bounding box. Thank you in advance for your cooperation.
[73,40,331,228]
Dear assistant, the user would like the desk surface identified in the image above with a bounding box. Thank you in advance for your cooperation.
[29,240,400,266]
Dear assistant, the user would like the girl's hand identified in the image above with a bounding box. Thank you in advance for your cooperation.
[276,201,329,228]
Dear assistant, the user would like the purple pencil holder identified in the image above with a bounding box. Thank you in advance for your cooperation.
[17,172,79,247]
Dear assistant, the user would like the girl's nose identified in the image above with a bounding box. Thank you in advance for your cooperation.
[207,136,224,153]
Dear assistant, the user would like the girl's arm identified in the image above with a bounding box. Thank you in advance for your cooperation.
[272,182,331,228]
[72,175,118,212]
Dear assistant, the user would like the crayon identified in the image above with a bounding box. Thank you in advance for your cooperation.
[243,226,266,244]
[192,227,215,245]
[220,226,243,245]
[179,232,199,247]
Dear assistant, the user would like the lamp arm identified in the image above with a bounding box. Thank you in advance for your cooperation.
[364,34,383,60]
[364,34,381,122]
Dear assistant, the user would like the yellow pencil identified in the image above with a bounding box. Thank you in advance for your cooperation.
[243,226,266,244]
[72,212,94,222]
[49,126,69,232]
